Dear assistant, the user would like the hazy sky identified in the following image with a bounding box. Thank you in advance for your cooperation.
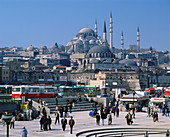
[0,0,170,51]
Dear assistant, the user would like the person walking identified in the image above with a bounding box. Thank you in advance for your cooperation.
[96,113,100,125]
[69,116,75,134]
[43,116,48,131]
[38,106,41,117]
[125,112,130,125]
[40,116,44,130]
[108,112,112,125]
[69,101,73,113]
[64,105,68,117]
[112,106,116,116]
[10,116,15,129]
[55,111,60,125]
[78,93,81,102]
[48,115,52,130]
[61,116,67,131]
[60,105,64,118]
[20,126,28,137]
[101,111,106,125]
[115,107,119,117]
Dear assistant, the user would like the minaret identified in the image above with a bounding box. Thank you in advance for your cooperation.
[137,27,140,52]
[95,19,97,36]
[103,20,107,44]
[121,32,124,50]
[110,12,113,49]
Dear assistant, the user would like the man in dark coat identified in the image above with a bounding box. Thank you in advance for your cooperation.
[96,113,100,125]
[55,112,60,125]
[40,116,44,130]
[69,116,75,134]
[61,116,67,131]
[48,115,52,130]
[43,116,48,131]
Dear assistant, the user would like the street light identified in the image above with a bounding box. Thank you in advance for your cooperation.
[2,114,13,137]
[132,91,136,118]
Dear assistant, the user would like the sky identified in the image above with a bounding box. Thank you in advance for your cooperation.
[0,0,170,51]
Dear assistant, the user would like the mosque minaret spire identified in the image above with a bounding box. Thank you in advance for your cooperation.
[121,32,124,50]
[103,20,107,45]
[95,19,97,36]
[137,27,140,52]
[110,12,113,49]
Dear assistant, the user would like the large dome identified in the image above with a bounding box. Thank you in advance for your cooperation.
[88,45,112,54]
[79,27,95,34]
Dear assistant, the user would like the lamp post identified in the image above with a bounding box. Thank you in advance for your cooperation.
[2,114,13,137]
[132,91,136,118]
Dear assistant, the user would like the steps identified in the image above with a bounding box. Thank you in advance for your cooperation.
[42,97,99,114]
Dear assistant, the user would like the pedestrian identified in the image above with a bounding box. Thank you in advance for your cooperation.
[43,116,48,131]
[96,113,100,125]
[112,106,116,116]
[60,105,64,118]
[101,111,106,125]
[42,107,47,117]
[166,107,169,117]
[61,116,67,131]
[147,106,151,117]
[108,112,112,125]
[78,93,81,102]
[69,101,73,113]
[40,116,44,130]
[55,111,60,125]
[115,107,119,117]
[20,126,28,137]
[125,113,130,125]
[155,112,158,121]
[128,112,133,125]
[10,116,15,129]
[48,115,52,130]
[69,116,75,134]
[38,106,41,117]
[64,105,68,117]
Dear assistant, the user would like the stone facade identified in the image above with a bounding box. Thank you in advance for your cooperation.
[10,70,67,85]
[89,71,141,91]
[67,72,96,85]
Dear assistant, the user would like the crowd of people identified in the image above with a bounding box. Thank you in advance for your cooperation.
[94,101,120,126]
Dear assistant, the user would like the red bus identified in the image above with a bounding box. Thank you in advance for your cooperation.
[12,85,58,100]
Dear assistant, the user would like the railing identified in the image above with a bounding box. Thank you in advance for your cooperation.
[76,128,170,137]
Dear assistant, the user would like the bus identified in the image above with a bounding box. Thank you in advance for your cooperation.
[12,85,58,100]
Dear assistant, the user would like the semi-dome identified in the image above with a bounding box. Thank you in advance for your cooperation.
[89,39,96,45]
[119,59,137,66]
[79,27,95,34]
[27,45,35,51]
[40,45,47,50]
[50,44,58,49]
[74,39,83,45]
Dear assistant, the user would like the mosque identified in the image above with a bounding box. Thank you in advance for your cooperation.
[66,13,113,54]
[67,13,117,71]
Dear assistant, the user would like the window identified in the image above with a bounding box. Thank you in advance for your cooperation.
[45,88,54,92]
[13,88,20,92]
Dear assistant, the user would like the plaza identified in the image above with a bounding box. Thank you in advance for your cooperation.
[1,111,170,137]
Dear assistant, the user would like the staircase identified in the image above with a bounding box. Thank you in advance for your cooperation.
[45,97,99,114]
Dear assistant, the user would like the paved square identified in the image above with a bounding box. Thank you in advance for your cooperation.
[1,111,170,137]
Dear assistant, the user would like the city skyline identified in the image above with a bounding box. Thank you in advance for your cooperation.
[0,0,170,51]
